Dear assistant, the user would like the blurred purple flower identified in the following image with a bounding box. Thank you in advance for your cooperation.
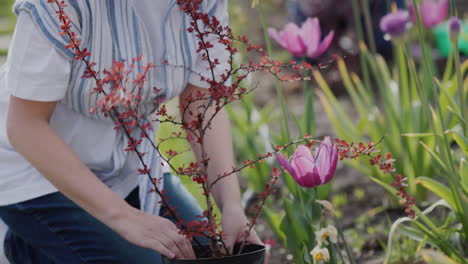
[408,0,449,28]
[448,16,462,35]
[276,137,338,188]
[379,10,411,39]
[268,17,334,58]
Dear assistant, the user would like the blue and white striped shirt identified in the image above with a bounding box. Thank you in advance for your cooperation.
[0,0,229,215]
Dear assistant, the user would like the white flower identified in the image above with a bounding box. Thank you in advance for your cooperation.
[310,246,330,263]
[315,225,338,245]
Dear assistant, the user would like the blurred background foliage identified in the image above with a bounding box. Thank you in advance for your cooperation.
[0,0,14,57]
[1,0,467,263]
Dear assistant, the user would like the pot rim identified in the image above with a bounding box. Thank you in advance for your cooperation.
[163,244,265,261]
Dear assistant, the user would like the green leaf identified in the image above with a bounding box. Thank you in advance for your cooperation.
[313,71,357,139]
[303,243,312,264]
[263,208,286,244]
[384,216,414,264]
[446,128,468,156]
[401,133,435,138]
[415,177,458,213]
[461,159,468,194]
[337,59,370,120]
[293,113,305,137]
[398,225,438,248]
[419,250,459,264]
[369,177,398,199]
[280,198,314,260]
[419,141,449,174]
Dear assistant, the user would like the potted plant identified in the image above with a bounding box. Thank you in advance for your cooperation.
[46,0,305,262]
[46,0,416,263]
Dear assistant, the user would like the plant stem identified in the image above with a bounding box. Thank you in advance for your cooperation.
[406,3,468,235]
[453,42,467,137]
[450,0,456,15]
[302,57,315,136]
[361,0,376,54]
[351,0,372,93]
[335,218,356,264]
[258,1,291,143]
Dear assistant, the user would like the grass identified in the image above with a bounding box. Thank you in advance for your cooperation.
[0,0,16,37]
[0,0,15,60]
[0,0,15,18]
[0,22,15,36]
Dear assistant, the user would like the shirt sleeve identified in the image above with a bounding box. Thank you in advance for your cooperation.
[188,0,231,89]
[6,12,71,102]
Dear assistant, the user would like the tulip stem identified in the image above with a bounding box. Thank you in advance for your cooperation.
[297,187,307,216]
[302,57,315,137]
[450,0,456,16]
[258,2,291,143]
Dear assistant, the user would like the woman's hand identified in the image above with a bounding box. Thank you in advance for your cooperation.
[109,208,196,259]
[7,96,195,260]
[221,205,270,264]
[181,85,270,263]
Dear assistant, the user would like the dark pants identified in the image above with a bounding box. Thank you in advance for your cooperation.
[0,173,204,264]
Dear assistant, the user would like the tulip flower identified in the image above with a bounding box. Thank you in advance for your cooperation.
[380,10,411,40]
[268,18,334,58]
[276,137,338,188]
[408,0,449,28]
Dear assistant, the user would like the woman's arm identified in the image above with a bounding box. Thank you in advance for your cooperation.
[6,96,194,259]
[180,84,263,250]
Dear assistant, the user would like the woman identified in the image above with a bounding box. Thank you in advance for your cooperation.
[0,0,262,263]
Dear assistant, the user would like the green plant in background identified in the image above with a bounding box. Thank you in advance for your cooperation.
[242,0,467,263]
[315,0,468,262]
[0,0,16,57]
[0,0,15,17]
[314,53,437,202]
[233,0,467,263]
[225,71,335,263]
[227,3,341,263]
[268,17,334,138]
[226,94,276,193]
[155,101,211,209]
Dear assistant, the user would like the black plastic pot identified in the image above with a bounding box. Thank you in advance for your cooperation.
[161,244,265,264]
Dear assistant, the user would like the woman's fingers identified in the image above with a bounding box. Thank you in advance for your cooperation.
[159,229,195,259]
[148,240,175,259]
[114,213,195,259]
[160,234,185,259]
[171,231,196,259]
[163,220,195,259]
[246,230,263,245]
[176,233,196,259]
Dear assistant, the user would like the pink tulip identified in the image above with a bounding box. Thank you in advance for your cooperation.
[276,137,338,188]
[408,0,449,28]
[268,18,334,58]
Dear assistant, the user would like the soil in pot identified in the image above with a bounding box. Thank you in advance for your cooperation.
[161,244,265,264]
